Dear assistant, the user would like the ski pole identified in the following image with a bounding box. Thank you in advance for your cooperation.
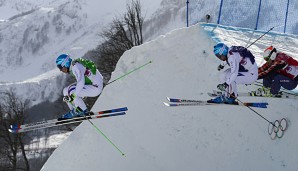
[68,102,126,156]
[223,90,277,128]
[107,60,152,85]
[220,26,276,71]
[246,26,275,49]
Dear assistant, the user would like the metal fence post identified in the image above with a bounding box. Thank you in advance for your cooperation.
[284,0,290,33]
[217,0,224,24]
[186,0,189,27]
[255,0,262,30]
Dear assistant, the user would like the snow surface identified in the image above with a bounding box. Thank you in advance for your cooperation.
[42,23,298,171]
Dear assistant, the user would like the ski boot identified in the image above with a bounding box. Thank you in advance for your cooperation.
[58,109,79,120]
[82,109,94,116]
[58,109,91,120]
[274,92,283,98]
[208,95,236,104]
[252,86,272,97]
[72,109,94,117]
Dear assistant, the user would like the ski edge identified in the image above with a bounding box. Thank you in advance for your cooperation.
[210,90,298,99]
[164,98,268,108]
[9,111,126,134]
[10,107,128,130]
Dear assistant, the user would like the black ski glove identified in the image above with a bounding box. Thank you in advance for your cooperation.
[217,82,229,91]
[217,64,224,71]
[63,94,76,103]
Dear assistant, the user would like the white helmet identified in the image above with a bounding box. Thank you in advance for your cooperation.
[263,46,277,61]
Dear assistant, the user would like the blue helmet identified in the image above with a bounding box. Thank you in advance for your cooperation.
[56,54,72,69]
[214,43,229,56]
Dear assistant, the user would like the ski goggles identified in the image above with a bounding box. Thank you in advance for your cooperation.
[215,54,226,60]
[57,64,63,71]
[263,56,270,61]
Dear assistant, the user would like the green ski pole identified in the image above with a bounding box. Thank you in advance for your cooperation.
[68,102,126,156]
[107,60,152,85]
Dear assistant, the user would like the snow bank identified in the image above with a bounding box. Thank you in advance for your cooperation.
[42,24,298,171]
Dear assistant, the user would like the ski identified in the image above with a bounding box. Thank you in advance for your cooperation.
[166,97,202,103]
[9,112,126,134]
[9,107,128,133]
[10,107,127,130]
[164,101,213,106]
[165,98,268,108]
[164,102,267,108]
[209,90,298,100]
[95,107,128,114]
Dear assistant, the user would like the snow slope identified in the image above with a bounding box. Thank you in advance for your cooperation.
[42,24,298,171]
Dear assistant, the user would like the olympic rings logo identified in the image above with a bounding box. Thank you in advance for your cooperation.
[268,118,288,140]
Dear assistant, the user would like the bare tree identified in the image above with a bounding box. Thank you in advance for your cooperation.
[99,0,144,49]
[0,89,30,171]
[124,0,144,45]
[95,0,144,80]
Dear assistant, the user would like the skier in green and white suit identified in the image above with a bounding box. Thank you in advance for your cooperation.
[56,54,103,119]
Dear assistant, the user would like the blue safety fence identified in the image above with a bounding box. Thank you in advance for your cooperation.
[187,0,298,35]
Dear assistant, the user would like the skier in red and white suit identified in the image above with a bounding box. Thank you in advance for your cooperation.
[258,46,298,95]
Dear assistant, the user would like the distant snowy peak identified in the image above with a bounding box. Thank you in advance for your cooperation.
[0,0,164,107]
[0,0,52,20]
[1,0,86,59]
[0,0,166,83]
[143,0,185,40]
[0,0,97,81]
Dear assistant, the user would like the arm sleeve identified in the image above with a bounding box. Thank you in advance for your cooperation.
[226,54,239,85]
[226,53,239,85]
[288,56,298,66]
[258,63,269,73]
[72,64,85,96]
[258,60,286,79]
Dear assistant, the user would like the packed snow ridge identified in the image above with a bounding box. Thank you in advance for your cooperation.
[42,24,298,171]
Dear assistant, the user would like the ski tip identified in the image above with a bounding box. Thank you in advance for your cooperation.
[119,112,126,115]
[96,112,126,118]
[163,102,170,106]
[117,107,128,111]
[260,105,268,108]
[250,104,268,108]
[109,112,126,117]
[258,102,269,107]
[8,129,17,134]
[166,97,180,102]
[207,93,218,97]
